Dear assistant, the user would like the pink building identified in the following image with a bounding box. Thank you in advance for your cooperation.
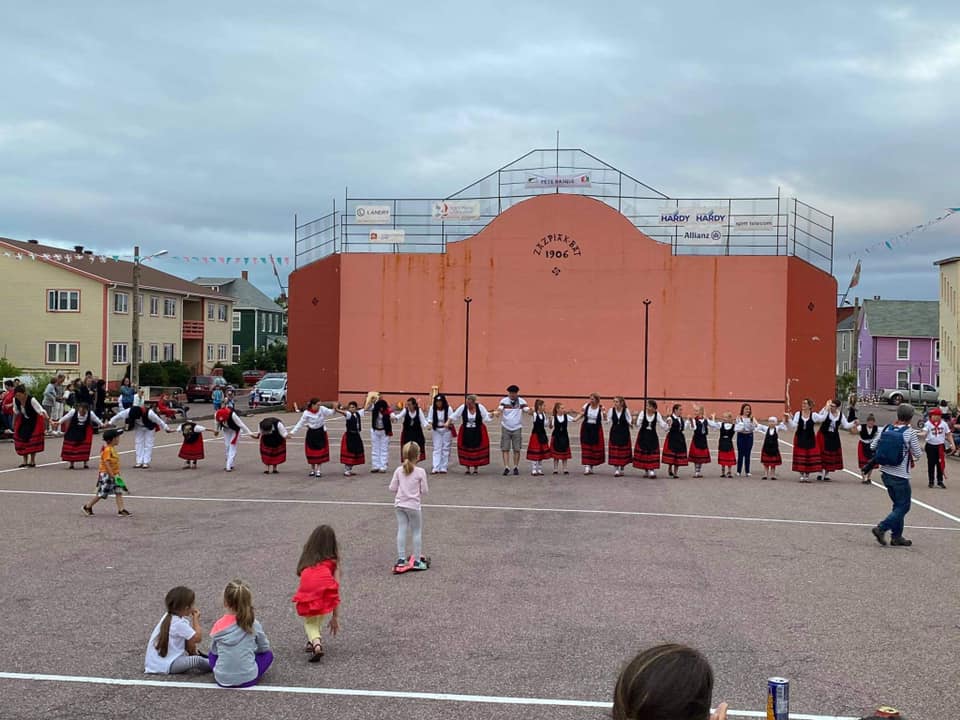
[857,299,940,394]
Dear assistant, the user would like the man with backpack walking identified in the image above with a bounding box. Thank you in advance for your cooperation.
[870,403,923,547]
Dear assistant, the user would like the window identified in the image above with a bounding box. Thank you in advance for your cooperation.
[936,373,940,387]
[137,343,143,362]
[149,344,159,362]
[232,345,241,363]
[163,343,175,361]
[45,342,79,364]
[112,343,128,364]
[217,344,228,361]
[113,292,129,314]
[47,290,80,312]
[260,313,267,332]
[232,311,241,331]
[207,303,215,320]
[137,294,144,315]
[218,303,228,321]
[206,344,214,362]
[896,339,910,360]
[896,370,909,389]
[857,339,862,359]
[935,340,940,362]
[840,333,847,351]
[149,295,160,316]
[841,361,848,372]
[163,298,177,317]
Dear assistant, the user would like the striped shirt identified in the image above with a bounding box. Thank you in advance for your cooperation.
[871,424,922,479]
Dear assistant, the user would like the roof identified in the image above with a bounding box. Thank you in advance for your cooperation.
[191,276,284,312]
[0,237,232,301]
[861,299,939,338]
[837,314,856,331]
[934,256,960,266]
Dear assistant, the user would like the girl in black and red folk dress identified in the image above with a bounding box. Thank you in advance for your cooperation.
[258,417,288,474]
[549,402,580,475]
[580,394,605,475]
[755,416,789,479]
[815,399,855,482]
[785,381,827,483]
[60,402,103,469]
[853,413,878,484]
[607,396,632,477]
[451,394,492,475]
[661,403,689,478]
[525,399,551,476]
[336,401,365,476]
[393,398,427,463]
[177,421,210,469]
[12,386,48,468]
[687,405,711,478]
[708,413,737,478]
[633,400,667,478]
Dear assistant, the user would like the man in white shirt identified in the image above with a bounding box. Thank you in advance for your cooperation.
[498,385,528,476]
[870,403,923,547]
[922,406,956,488]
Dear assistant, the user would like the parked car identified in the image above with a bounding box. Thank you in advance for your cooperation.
[256,376,287,406]
[186,375,228,402]
[879,383,938,405]
[242,369,266,385]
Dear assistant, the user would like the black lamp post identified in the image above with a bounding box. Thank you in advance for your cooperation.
[642,299,652,406]
[464,297,472,401]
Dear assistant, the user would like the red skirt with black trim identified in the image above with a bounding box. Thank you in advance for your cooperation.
[608,438,633,467]
[661,438,689,466]
[260,438,286,466]
[816,434,843,472]
[178,435,205,461]
[339,434,366,466]
[61,424,94,463]
[791,441,821,473]
[14,415,45,456]
[580,425,605,466]
[550,437,571,460]
[632,445,660,470]
[688,445,711,464]
[717,449,736,467]
[857,442,873,468]
[760,449,782,467]
[526,434,551,461]
[457,425,490,467]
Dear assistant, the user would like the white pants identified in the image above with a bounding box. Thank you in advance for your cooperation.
[431,428,452,472]
[135,427,156,465]
[371,429,390,471]
[222,429,240,469]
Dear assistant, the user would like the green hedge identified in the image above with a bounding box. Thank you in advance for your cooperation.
[136,361,193,389]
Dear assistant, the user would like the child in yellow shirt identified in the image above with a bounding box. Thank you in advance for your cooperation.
[82,428,130,517]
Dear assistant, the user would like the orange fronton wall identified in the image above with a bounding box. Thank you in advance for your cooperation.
[289,194,836,417]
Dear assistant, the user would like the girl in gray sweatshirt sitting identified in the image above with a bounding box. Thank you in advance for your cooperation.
[209,579,273,688]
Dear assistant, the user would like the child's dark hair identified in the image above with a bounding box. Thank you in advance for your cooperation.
[223,579,255,634]
[672,403,682,414]
[307,397,320,410]
[534,399,545,412]
[406,396,419,411]
[297,524,340,576]
[155,586,195,658]
[612,643,714,720]
[646,399,658,411]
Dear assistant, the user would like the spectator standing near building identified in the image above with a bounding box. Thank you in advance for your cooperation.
[498,385,529,476]
[1,379,15,438]
[42,374,65,434]
[871,403,923,547]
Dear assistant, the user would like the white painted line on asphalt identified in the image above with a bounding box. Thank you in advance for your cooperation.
[0,488,957,532]
[0,671,860,719]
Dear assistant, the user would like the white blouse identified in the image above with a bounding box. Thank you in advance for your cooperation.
[582,404,602,424]
[60,409,103,427]
[451,404,492,427]
[607,408,632,424]
[291,407,335,433]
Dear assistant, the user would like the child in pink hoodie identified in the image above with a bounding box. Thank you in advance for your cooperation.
[389,441,429,569]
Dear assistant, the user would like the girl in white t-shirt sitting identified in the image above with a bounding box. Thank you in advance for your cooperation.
[144,586,210,675]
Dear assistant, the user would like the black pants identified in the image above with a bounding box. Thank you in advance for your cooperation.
[925,443,944,484]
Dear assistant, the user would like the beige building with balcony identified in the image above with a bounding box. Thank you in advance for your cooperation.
[0,237,235,384]
[935,256,960,406]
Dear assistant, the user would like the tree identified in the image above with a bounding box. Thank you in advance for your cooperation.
[0,357,22,379]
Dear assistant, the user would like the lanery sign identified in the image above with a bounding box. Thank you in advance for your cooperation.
[368,229,405,243]
[355,205,391,224]
[432,200,481,221]
[525,173,591,188]
[659,208,727,227]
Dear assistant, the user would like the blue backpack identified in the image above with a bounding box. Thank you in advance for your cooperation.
[874,424,907,466]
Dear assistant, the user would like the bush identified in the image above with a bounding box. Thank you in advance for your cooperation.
[137,361,193,389]
[216,363,244,387]
[0,357,22,379]
[24,373,56,397]
[237,343,287,375]
[836,371,856,401]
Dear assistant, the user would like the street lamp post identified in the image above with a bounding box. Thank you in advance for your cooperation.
[642,299,652,406]
[464,297,472,401]
[130,245,167,387]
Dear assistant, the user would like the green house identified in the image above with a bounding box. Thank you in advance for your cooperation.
[193,272,286,362]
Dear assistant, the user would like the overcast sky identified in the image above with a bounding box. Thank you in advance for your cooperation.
[2,1,958,302]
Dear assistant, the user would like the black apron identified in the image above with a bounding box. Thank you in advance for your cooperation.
[345,413,364,455]
[718,424,735,452]
[762,429,779,456]
[551,415,570,452]
[859,425,876,460]
[638,414,659,453]
[609,409,630,446]
[305,426,327,450]
[259,418,283,448]
[402,410,425,449]
[15,398,38,442]
[581,406,601,445]
[667,416,687,453]
[64,414,89,442]
[532,413,548,445]
[460,409,483,449]
[692,418,709,449]
[819,415,841,451]
[795,415,816,449]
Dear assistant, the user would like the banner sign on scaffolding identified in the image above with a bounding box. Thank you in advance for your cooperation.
[355,205,391,224]
[732,216,777,232]
[369,229,405,243]
[658,208,727,227]
[431,200,481,220]
[525,173,591,188]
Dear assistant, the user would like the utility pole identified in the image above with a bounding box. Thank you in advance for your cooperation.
[131,245,141,387]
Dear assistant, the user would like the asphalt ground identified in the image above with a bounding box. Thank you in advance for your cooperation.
[1,412,958,720]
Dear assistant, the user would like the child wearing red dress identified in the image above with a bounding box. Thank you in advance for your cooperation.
[258,417,288,474]
[177,421,209,469]
[292,525,341,663]
[59,403,103,469]
[687,405,711,478]
[525,399,551,476]
[335,401,366,476]
[708,413,737,478]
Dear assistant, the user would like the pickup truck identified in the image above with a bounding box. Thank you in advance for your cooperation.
[879,383,939,405]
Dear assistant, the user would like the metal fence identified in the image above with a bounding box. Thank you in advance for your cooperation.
[295,148,834,274]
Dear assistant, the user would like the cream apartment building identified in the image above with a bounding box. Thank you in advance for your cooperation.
[935,256,960,406]
[0,237,235,384]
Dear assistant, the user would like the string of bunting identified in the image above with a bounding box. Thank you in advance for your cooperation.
[0,251,293,265]
[846,208,959,260]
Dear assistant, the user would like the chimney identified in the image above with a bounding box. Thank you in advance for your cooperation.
[241,270,249,281]
[873,295,880,301]
[74,245,84,253]
[28,239,39,244]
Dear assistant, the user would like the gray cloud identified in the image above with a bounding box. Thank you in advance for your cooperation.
[2,1,957,299]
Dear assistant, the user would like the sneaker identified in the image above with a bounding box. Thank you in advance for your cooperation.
[871,526,888,546]
[512,467,519,476]
[937,483,946,489]
[81,505,93,516]
[929,483,935,488]
[118,509,131,517]
[503,468,510,476]
[890,536,912,546]
[816,474,823,481]
[370,468,380,473]
[745,473,751,477]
